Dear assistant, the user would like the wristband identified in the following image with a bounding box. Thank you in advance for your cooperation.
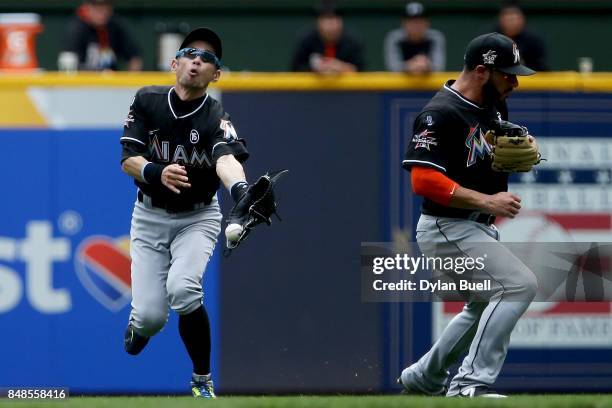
[230,181,249,202]
[142,162,165,186]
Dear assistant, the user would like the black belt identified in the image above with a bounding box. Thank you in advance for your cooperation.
[423,209,496,226]
[467,212,496,226]
[137,190,212,213]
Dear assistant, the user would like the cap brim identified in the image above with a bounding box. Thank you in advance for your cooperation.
[180,27,222,60]
[498,64,536,76]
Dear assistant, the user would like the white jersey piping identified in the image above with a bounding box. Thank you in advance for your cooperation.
[402,159,446,172]
[443,84,483,110]
[167,87,209,119]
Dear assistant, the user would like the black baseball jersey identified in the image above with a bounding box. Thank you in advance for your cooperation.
[120,86,249,206]
[403,80,508,217]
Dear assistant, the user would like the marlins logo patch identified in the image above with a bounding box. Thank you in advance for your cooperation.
[220,119,238,141]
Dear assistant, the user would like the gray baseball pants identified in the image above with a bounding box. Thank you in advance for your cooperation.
[127,195,222,337]
[400,214,538,396]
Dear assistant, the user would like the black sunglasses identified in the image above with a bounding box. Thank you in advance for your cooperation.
[175,48,221,68]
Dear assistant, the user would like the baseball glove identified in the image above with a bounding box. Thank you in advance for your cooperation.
[484,120,542,172]
[224,169,288,252]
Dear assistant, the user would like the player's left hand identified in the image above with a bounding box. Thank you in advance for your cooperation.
[224,169,288,253]
[484,120,542,172]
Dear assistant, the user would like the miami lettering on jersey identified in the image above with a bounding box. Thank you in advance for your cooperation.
[150,134,212,168]
[465,125,492,167]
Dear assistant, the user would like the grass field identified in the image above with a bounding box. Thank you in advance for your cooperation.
[6,395,612,408]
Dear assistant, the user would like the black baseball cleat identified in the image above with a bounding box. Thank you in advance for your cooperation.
[458,386,507,398]
[124,324,150,355]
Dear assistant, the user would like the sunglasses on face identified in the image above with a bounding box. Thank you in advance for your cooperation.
[175,48,220,68]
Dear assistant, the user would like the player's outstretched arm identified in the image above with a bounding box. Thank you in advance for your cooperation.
[215,154,249,249]
[216,154,247,190]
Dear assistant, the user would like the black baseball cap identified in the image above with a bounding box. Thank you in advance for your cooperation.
[404,2,427,18]
[180,27,223,60]
[464,32,535,75]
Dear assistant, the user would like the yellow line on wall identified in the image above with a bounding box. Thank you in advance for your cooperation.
[0,71,611,91]
[0,89,46,126]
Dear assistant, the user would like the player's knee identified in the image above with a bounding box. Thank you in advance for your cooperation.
[172,298,202,315]
[524,275,539,299]
[517,271,538,300]
[169,294,202,314]
[166,276,202,314]
[137,309,168,336]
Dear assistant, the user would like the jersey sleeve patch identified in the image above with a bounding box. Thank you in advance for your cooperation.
[124,96,136,128]
[412,128,437,151]
[120,90,149,146]
[403,111,449,172]
[220,118,238,141]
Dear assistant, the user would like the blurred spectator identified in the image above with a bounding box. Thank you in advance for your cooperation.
[290,3,364,73]
[384,2,445,73]
[61,0,142,71]
[495,1,548,71]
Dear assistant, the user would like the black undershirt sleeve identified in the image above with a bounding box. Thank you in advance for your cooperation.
[207,112,249,165]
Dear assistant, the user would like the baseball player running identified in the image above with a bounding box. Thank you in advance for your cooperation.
[119,27,252,398]
[399,33,541,397]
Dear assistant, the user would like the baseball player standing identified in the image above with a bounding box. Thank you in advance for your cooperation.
[120,27,251,398]
[399,33,539,397]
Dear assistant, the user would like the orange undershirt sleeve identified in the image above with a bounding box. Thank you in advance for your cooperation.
[411,166,459,206]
